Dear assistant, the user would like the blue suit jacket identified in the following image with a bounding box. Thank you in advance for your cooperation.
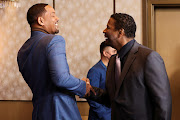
[17,31,86,120]
[87,60,111,120]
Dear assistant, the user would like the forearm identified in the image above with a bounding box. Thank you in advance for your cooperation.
[47,36,86,97]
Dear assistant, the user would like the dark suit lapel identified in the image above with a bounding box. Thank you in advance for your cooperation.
[106,55,116,98]
[115,42,140,97]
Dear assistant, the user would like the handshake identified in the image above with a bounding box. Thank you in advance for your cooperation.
[82,78,96,97]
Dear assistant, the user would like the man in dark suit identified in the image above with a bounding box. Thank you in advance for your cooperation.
[88,13,172,120]
[17,3,93,120]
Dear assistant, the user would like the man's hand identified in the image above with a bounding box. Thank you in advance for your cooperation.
[81,77,90,83]
[81,78,96,97]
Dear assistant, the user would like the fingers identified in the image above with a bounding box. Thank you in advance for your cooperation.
[86,81,90,85]
[85,84,96,97]
[90,86,96,96]
[86,78,90,83]
[81,77,96,97]
[81,77,87,82]
[82,78,90,83]
[85,83,90,96]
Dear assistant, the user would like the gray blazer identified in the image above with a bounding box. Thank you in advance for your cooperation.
[90,41,172,120]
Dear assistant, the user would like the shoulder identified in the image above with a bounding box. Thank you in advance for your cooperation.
[38,34,65,47]
[89,64,100,73]
[133,41,154,57]
[88,61,104,74]
[52,35,65,40]
[93,61,105,70]
[48,35,65,42]
[133,41,152,53]
[46,35,66,55]
[47,35,65,46]
[134,42,162,61]
[139,45,160,57]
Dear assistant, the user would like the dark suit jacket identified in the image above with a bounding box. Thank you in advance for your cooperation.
[17,31,86,120]
[89,41,172,120]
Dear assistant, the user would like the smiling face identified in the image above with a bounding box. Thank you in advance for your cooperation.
[42,5,59,34]
[103,18,120,50]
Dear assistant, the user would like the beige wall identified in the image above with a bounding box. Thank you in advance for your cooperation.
[55,0,114,82]
[0,0,142,120]
[116,0,142,43]
[0,0,53,100]
[0,0,142,100]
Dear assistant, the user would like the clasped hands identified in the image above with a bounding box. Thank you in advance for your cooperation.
[82,78,96,97]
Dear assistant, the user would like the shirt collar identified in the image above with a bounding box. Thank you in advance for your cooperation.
[31,28,50,34]
[99,60,107,70]
[118,39,135,59]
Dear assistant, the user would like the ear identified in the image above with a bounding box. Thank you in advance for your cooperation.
[103,50,108,57]
[37,17,45,26]
[119,29,125,35]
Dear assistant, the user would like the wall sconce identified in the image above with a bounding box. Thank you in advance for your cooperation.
[0,0,20,8]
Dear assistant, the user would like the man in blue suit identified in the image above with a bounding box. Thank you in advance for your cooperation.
[87,41,116,120]
[17,3,93,120]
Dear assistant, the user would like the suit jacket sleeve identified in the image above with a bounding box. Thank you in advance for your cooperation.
[87,86,110,108]
[145,51,172,120]
[46,35,86,97]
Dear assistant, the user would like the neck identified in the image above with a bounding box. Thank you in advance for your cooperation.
[116,37,134,51]
[31,24,50,34]
[31,27,50,34]
[101,57,109,67]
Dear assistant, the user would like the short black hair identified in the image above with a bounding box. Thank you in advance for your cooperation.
[111,13,136,38]
[100,41,110,54]
[27,3,48,26]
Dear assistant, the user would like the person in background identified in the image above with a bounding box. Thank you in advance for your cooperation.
[87,41,117,120]
[87,13,172,120]
[17,3,94,120]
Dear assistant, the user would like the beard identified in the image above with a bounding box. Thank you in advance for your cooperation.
[54,29,59,34]
[105,39,117,50]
